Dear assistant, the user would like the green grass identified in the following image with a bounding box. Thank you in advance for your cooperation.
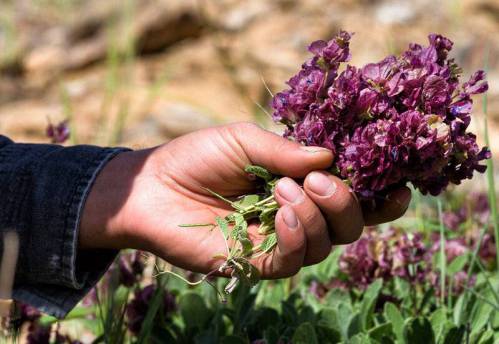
[437,199,447,307]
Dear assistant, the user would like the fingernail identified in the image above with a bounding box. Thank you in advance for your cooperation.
[277,178,304,204]
[300,146,331,154]
[308,172,336,197]
[281,205,298,229]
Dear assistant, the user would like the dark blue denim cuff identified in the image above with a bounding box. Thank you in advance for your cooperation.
[0,135,130,318]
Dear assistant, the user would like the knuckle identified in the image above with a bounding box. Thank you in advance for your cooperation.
[229,121,260,135]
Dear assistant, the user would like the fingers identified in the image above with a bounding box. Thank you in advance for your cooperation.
[304,171,364,245]
[229,122,333,178]
[259,205,306,278]
[364,187,411,225]
[274,178,332,265]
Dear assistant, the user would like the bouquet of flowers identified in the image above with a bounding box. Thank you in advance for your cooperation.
[184,32,490,293]
[272,31,489,203]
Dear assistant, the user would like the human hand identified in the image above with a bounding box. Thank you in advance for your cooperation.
[80,123,411,278]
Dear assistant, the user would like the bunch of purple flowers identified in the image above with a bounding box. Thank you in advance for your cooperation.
[272,31,490,202]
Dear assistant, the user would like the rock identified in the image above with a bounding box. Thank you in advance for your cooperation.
[220,1,272,32]
[122,117,167,147]
[134,1,203,54]
[152,101,219,137]
[374,1,417,25]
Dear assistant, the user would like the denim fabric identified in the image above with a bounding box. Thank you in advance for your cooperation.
[0,135,130,318]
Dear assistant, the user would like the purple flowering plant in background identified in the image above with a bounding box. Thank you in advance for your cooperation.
[272,31,490,203]
[46,119,70,144]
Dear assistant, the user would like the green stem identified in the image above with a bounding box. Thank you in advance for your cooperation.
[481,46,499,269]
[437,199,446,307]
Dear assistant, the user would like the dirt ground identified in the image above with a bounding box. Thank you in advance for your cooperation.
[0,0,498,154]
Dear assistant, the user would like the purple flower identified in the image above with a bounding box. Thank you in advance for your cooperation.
[432,271,475,297]
[126,284,176,335]
[463,70,488,95]
[46,120,70,144]
[392,232,429,283]
[339,227,434,288]
[339,228,394,287]
[442,208,467,230]
[478,233,496,264]
[27,325,51,344]
[469,192,490,224]
[308,280,329,299]
[308,30,352,67]
[118,250,145,287]
[13,303,41,328]
[272,32,489,202]
[430,237,468,263]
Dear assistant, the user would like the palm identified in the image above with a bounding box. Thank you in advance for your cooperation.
[134,126,270,275]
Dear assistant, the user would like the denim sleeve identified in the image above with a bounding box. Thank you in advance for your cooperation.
[0,135,131,318]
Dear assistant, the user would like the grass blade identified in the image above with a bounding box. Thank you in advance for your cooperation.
[481,53,499,269]
[437,198,446,307]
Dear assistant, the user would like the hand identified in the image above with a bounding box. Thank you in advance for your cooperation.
[80,123,411,278]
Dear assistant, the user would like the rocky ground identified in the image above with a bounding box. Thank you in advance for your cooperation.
[0,0,498,153]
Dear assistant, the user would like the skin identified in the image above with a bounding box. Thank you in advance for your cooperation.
[79,122,411,279]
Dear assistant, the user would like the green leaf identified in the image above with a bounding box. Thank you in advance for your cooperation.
[194,331,219,344]
[230,213,248,239]
[259,232,278,253]
[368,322,393,342]
[347,312,363,338]
[469,301,493,337]
[492,308,499,329]
[318,307,341,333]
[348,333,377,344]
[220,336,247,344]
[239,237,253,257]
[179,292,212,330]
[292,322,318,344]
[151,326,177,343]
[429,307,447,340]
[249,307,280,334]
[384,303,404,343]
[245,165,273,181]
[361,279,383,330]
[281,297,299,326]
[394,277,410,300]
[337,302,353,341]
[264,326,280,344]
[447,254,469,275]
[441,323,465,344]
[231,257,261,287]
[316,248,342,282]
[476,329,494,344]
[215,216,229,240]
[136,287,164,344]
[453,293,476,325]
[316,324,342,344]
[298,305,316,324]
[234,194,262,208]
[259,206,278,224]
[403,317,435,344]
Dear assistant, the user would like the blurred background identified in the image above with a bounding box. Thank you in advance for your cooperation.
[1,1,498,342]
[0,0,497,153]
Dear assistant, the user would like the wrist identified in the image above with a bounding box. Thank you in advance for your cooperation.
[79,148,152,250]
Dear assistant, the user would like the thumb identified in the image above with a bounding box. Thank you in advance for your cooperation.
[229,122,333,178]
